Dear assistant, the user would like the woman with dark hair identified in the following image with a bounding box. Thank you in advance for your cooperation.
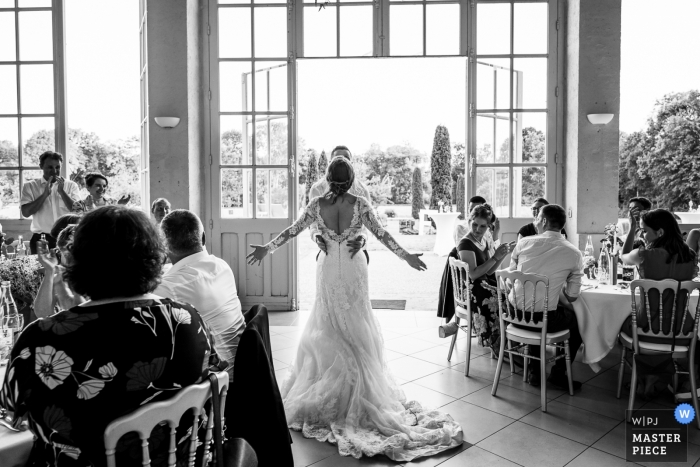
[50,213,81,239]
[620,208,698,397]
[246,156,463,461]
[72,172,130,213]
[456,204,514,348]
[2,206,211,467]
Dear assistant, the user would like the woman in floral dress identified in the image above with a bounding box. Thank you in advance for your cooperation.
[457,204,513,350]
[1,206,211,467]
[71,172,130,213]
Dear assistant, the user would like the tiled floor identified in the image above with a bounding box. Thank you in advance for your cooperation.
[269,310,700,467]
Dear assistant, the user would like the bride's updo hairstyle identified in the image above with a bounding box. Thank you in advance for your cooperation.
[324,156,355,204]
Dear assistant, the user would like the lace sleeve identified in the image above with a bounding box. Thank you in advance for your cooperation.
[357,197,409,260]
[266,199,318,253]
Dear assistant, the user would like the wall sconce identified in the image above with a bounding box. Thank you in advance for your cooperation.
[154,117,180,128]
[587,114,614,125]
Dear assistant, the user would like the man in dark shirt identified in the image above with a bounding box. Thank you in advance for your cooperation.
[518,198,567,241]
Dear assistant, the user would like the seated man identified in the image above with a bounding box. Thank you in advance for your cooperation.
[508,204,584,389]
[155,209,245,379]
[517,198,567,241]
[454,195,501,244]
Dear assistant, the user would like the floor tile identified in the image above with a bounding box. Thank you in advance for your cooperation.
[309,453,402,466]
[401,382,457,409]
[403,442,470,466]
[289,430,339,467]
[271,333,299,351]
[270,325,292,334]
[570,360,604,384]
[409,327,467,346]
[274,368,288,384]
[436,446,521,467]
[383,327,425,336]
[273,358,289,370]
[591,422,627,458]
[462,384,543,419]
[383,349,406,362]
[380,329,405,341]
[439,337,492,357]
[410,345,466,368]
[519,400,620,445]
[412,369,492,399]
[272,347,299,366]
[496,373,566,400]
[477,421,587,467]
[439,400,515,444]
[566,447,640,467]
[384,336,441,355]
[554,384,644,421]
[388,356,445,382]
[585,365,629,392]
[450,355,511,381]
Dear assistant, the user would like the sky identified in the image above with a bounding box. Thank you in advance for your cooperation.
[57,0,699,149]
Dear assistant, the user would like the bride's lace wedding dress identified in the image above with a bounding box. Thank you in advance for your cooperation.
[264,196,463,462]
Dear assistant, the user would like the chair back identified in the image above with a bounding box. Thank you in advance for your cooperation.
[630,280,700,353]
[448,257,471,311]
[104,371,229,467]
[495,269,550,331]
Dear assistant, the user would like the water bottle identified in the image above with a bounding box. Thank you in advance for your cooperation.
[39,233,48,255]
[1,282,21,345]
[17,235,25,256]
[585,235,595,257]
[598,247,609,285]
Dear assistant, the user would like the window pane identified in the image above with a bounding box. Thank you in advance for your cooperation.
[220,115,250,165]
[254,7,287,58]
[254,61,286,111]
[22,169,42,183]
[514,3,548,55]
[390,5,422,56]
[513,112,546,163]
[18,11,53,61]
[513,58,547,109]
[340,6,373,57]
[256,169,287,218]
[20,64,54,114]
[476,167,509,218]
[0,1,15,7]
[0,13,16,62]
[0,118,19,166]
[255,0,285,4]
[220,61,252,112]
[21,116,54,166]
[476,3,510,55]
[0,170,19,219]
[0,66,18,114]
[304,6,336,57]
[255,117,287,165]
[476,113,509,163]
[476,58,510,110]
[219,8,251,58]
[220,0,249,4]
[18,0,51,6]
[221,168,253,218]
[426,4,459,55]
[513,167,545,218]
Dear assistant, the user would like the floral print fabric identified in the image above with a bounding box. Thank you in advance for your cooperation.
[71,195,118,214]
[1,297,212,467]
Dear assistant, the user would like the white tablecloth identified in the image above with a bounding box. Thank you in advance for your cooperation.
[431,212,460,256]
[572,284,699,372]
[0,366,35,467]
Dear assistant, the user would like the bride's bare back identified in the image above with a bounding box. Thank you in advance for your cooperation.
[318,194,357,236]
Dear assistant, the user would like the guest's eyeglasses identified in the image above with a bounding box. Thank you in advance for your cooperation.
[531,207,541,213]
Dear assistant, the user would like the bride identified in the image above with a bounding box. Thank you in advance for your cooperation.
[246,157,463,462]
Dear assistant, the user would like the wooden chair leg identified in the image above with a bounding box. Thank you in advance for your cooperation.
[447,316,459,362]
[523,345,530,382]
[627,357,638,423]
[564,340,574,396]
[464,314,472,377]
[491,329,507,396]
[540,343,547,412]
[616,346,626,399]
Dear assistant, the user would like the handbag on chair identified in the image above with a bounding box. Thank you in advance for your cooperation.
[208,374,258,467]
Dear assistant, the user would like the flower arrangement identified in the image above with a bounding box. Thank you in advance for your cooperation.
[601,223,624,253]
[0,255,42,307]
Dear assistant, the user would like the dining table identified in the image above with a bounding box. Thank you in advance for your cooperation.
[572,281,699,372]
[0,366,34,467]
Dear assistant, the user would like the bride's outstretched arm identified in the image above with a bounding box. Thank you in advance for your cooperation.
[358,198,427,271]
[247,200,317,265]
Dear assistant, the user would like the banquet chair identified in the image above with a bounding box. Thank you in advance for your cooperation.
[616,279,700,428]
[446,258,474,376]
[491,269,575,412]
[104,371,251,467]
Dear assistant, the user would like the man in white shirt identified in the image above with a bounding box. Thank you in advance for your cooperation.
[21,151,80,254]
[154,209,245,379]
[308,146,372,262]
[508,204,584,390]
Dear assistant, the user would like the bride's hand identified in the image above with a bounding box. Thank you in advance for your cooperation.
[405,253,427,271]
[246,244,268,266]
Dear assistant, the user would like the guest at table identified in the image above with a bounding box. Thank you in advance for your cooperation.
[1,205,212,467]
[151,197,172,225]
[49,213,81,240]
[439,205,512,342]
[686,228,700,255]
[71,172,131,213]
[627,196,653,247]
[20,151,81,254]
[517,198,567,241]
[454,196,501,244]
[508,204,584,389]
[155,209,245,380]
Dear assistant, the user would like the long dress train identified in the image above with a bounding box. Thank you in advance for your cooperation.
[264,196,463,462]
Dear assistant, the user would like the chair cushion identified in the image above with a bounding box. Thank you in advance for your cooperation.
[506,326,569,343]
[619,332,689,354]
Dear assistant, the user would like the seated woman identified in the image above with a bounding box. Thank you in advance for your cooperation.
[518,198,567,241]
[686,228,700,256]
[2,206,212,467]
[72,172,130,213]
[50,213,81,239]
[151,197,171,225]
[620,208,698,397]
[441,205,512,346]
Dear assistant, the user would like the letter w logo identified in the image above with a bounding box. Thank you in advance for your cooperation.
[680,410,692,419]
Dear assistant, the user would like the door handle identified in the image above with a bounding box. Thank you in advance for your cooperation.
[289,158,295,176]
